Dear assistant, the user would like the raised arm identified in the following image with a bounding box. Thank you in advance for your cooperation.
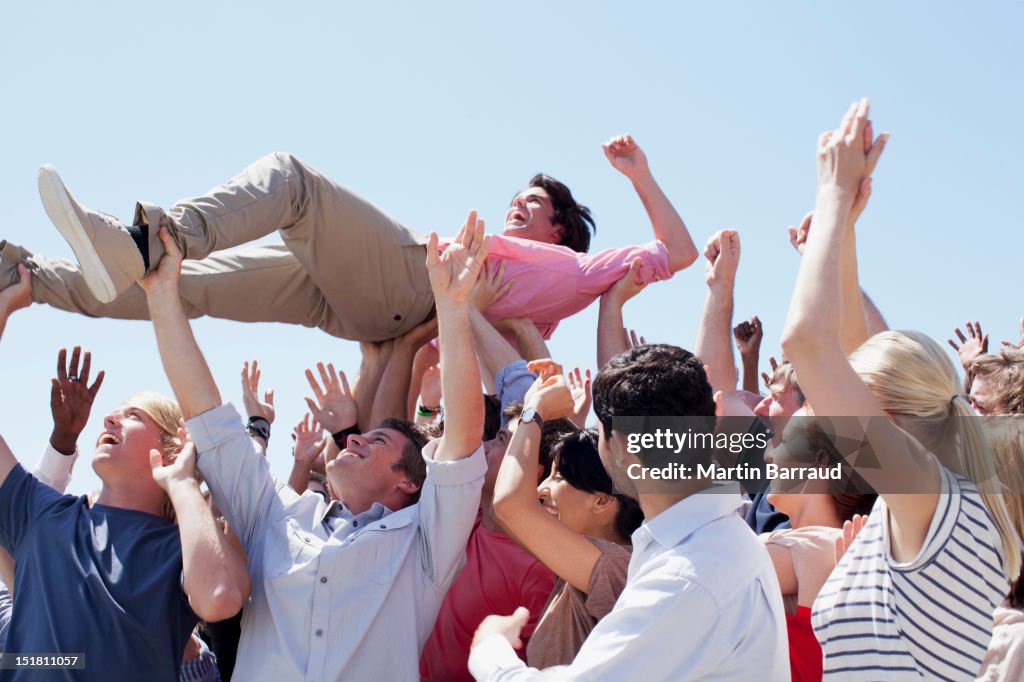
[597,258,648,368]
[303,361,358,464]
[139,228,220,418]
[427,211,488,461]
[780,101,938,558]
[733,316,764,395]
[603,135,698,273]
[492,364,603,591]
[694,230,741,393]
[240,360,274,450]
[0,265,31,343]
[151,428,251,623]
[370,317,438,426]
[0,268,33,485]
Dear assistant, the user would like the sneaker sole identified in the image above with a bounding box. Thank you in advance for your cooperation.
[37,165,117,303]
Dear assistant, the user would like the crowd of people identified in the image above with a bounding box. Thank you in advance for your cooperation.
[0,100,1021,681]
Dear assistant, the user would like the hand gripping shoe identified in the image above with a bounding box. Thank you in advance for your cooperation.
[37,165,145,303]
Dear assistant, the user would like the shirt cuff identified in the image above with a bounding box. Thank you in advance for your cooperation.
[468,634,529,681]
[33,443,78,494]
[186,403,246,452]
[421,440,488,486]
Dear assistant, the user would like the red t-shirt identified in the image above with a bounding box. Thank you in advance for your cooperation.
[419,512,555,681]
[788,605,823,682]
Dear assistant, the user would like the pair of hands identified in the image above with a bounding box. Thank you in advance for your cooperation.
[522,360,591,427]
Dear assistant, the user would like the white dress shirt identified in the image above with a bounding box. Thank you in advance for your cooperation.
[469,484,789,681]
[187,403,486,682]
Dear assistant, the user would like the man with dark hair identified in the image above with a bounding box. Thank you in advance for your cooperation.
[2,135,696,344]
[469,344,788,681]
[522,173,596,254]
[142,212,491,680]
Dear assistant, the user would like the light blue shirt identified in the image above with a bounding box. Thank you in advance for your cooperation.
[188,403,486,682]
[469,484,789,681]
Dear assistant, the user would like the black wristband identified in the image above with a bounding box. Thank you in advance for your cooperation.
[332,425,360,450]
[247,416,271,443]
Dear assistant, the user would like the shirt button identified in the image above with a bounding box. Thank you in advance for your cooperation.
[304,536,311,544]
[380,524,387,529]
[393,314,401,321]
[352,520,359,527]
[315,629,323,637]
[320,577,328,584]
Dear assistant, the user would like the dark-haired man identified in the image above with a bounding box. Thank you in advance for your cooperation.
[4,136,696,343]
[469,344,788,681]
[143,212,491,680]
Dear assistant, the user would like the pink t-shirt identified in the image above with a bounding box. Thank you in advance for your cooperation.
[440,235,672,339]
[419,512,555,682]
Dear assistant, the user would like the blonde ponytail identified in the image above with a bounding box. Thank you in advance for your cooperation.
[849,330,1022,579]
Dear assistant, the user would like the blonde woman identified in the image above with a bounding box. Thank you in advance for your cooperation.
[782,100,1018,679]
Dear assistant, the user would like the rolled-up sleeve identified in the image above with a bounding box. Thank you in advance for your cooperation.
[578,240,672,296]
[495,360,536,427]
[417,440,486,589]
[189,402,279,553]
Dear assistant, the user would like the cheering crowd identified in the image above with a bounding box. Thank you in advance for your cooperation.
[0,99,1022,681]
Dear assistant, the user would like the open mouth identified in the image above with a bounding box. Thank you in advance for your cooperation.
[508,209,527,223]
[340,449,368,461]
[97,433,121,446]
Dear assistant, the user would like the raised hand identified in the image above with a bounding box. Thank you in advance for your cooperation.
[426,210,489,304]
[704,229,741,289]
[304,361,357,433]
[241,360,275,424]
[605,258,648,307]
[50,346,105,455]
[787,212,814,255]
[292,414,326,466]
[0,264,32,317]
[627,329,647,350]
[524,370,575,422]
[567,367,592,428]
[761,355,780,389]
[601,134,650,179]
[834,513,869,564]
[948,321,989,369]
[137,227,183,295]
[816,99,886,198]
[150,424,193,492]
[522,358,564,408]
[471,260,512,311]
[733,316,763,357]
[1002,318,1024,350]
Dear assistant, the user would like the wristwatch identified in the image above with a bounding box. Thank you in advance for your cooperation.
[520,406,545,430]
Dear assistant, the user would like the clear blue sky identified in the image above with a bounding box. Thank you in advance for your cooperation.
[2,1,1021,495]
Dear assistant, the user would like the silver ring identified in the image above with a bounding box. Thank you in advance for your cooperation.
[69,375,79,382]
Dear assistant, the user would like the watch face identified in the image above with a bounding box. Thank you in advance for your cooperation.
[522,407,538,423]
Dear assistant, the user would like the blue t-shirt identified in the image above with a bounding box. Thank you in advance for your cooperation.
[0,465,198,681]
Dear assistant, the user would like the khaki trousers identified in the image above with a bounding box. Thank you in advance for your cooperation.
[19,153,435,341]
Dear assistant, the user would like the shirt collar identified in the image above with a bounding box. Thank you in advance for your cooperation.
[322,500,393,525]
[632,482,743,551]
